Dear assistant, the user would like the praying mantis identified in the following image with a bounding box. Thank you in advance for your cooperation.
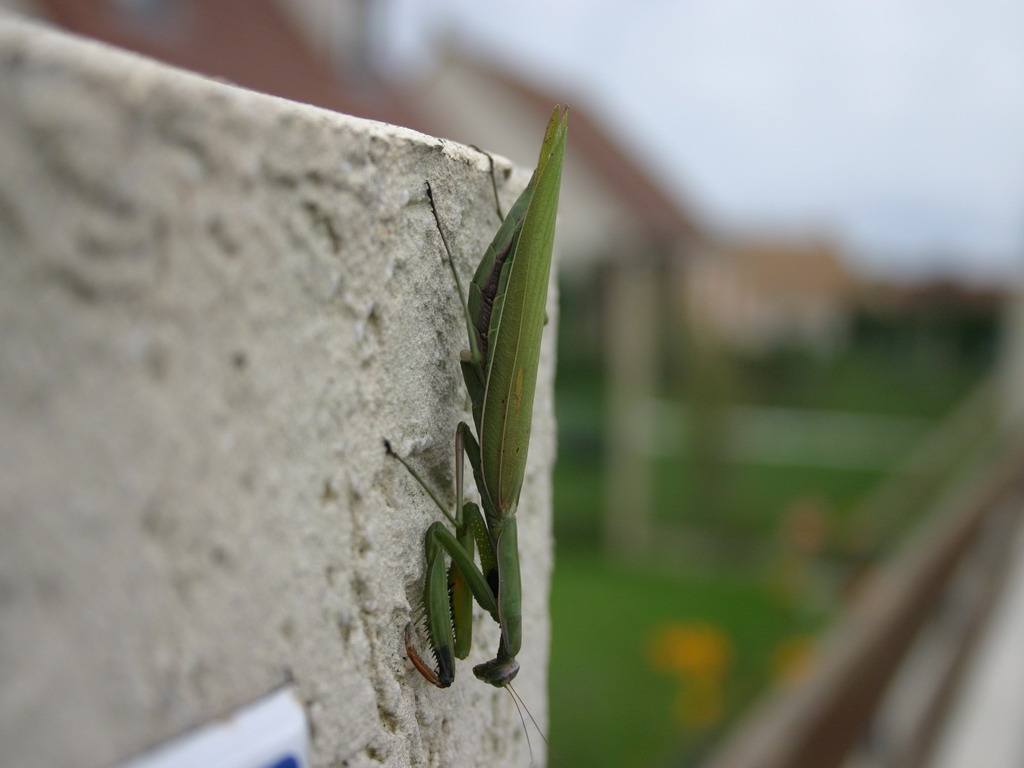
[386,105,567,689]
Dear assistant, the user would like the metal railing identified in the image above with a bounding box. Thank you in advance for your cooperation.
[698,415,1024,768]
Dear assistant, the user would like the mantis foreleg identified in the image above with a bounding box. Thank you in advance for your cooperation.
[387,427,502,687]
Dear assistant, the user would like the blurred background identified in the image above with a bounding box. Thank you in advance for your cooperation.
[9,1,1023,766]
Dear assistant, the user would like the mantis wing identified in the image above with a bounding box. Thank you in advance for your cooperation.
[479,106,567,517]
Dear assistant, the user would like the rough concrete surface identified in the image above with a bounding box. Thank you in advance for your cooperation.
[0,16,555,768]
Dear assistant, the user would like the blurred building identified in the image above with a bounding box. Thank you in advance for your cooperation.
[685,238,854,355]
[405,45,703,275]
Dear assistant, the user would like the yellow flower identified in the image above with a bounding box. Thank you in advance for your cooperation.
[648,621,733,729]
[649,621,731,678]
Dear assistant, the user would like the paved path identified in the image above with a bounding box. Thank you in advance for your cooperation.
[928,510,1024,768]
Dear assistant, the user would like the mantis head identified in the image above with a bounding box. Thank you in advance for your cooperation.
[473,654,520,688]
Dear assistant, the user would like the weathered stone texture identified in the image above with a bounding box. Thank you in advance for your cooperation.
[0,16,554,768]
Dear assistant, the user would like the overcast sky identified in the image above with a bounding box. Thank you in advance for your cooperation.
[384,0,1024,283]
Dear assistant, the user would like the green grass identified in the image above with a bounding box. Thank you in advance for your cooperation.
[733,340,983,417]
[547,302,997,767]
[651,460,887,538]
[549,551,820,768]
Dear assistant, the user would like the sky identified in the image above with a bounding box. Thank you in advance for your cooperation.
[382,0,1024,283]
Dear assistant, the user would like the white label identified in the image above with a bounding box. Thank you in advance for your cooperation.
[119,688,309,768]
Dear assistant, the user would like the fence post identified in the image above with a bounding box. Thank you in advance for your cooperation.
[1001,288,1024,430]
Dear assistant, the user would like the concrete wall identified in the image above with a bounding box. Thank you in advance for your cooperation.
[0,15,555,768]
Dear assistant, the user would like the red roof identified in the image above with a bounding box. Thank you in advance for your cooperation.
[34,0,423,129]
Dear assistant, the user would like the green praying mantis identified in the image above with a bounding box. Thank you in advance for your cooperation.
[386,105,567,689]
